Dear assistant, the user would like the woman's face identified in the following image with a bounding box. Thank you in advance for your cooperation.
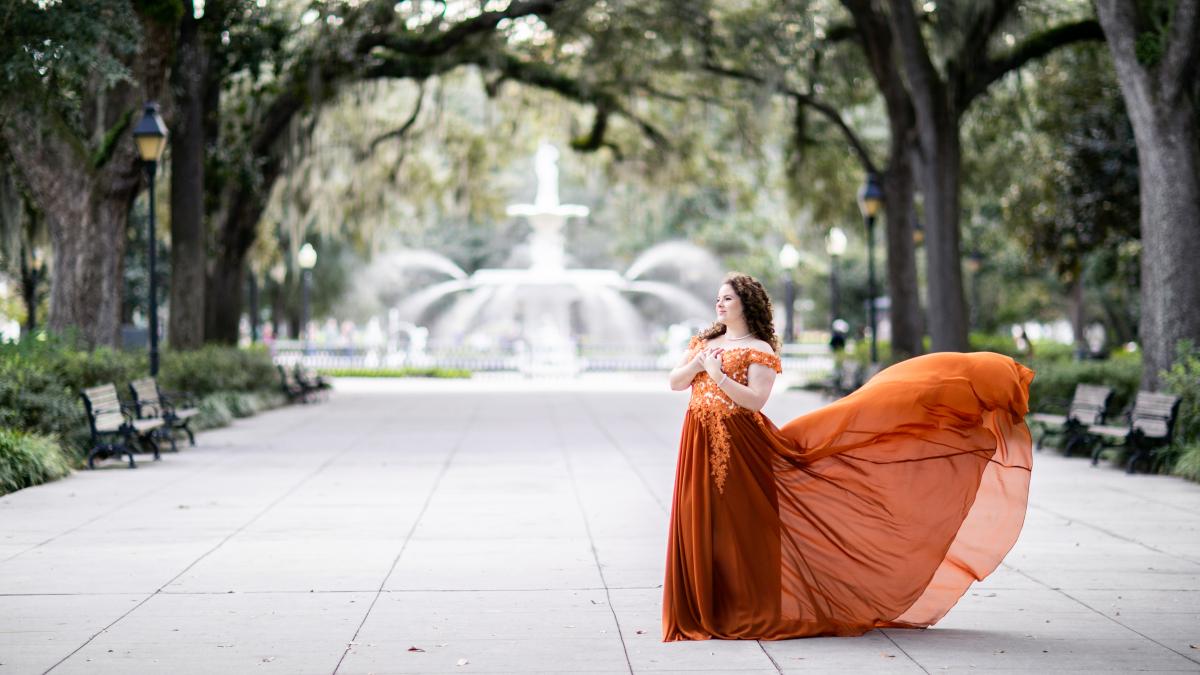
[715,283,743,324]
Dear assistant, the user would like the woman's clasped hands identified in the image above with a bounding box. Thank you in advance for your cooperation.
[695,347,726,380]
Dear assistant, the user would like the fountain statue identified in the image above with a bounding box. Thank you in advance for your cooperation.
[371,142,720,373]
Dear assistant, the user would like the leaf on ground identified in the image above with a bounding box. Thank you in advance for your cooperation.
[456,658,470,666]
[1191,644,1199,650]
[635,630,646,634]
[407,647,425,653]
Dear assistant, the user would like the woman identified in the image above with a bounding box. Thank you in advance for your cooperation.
[664,273,1034,641]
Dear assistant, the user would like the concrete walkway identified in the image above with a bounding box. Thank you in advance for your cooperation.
[1,377,1198,674]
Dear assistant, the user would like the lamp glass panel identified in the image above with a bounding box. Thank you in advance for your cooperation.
[136,135,167,162]
[297,244,318,269]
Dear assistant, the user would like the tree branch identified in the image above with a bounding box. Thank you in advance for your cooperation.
[887,0,946,133]
[358,0,565,58]
[965,19,1104,106]
[477,52,669,151]
[701,62,877,172]
[366,83,424,155]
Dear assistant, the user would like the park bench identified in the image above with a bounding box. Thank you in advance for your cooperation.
[81,383,165,469]
[295,366,332,399]
[129,377,199,451]
[1029,384,1113,455]
[278,364,307,402]
[1085,391,1181,473]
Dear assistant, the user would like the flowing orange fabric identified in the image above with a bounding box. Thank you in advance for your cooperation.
[663,339,1035,641]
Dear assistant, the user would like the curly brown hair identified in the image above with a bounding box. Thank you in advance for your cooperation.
[697,272,781,353]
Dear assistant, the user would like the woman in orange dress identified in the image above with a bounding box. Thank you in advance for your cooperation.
[663,273,1035,641]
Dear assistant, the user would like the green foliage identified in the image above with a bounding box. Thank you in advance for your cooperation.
[159,345,279,396]
[1026,355,1142,415]
[0,428,73,496]
[317,367,472,379]
[969,332,1021,358]
[133,0,184,27]
[192,390,286,430]
[1161,341,1200,481]
[1134,31,1166,66]
[0,337,282,461]
[0,0,140,123]
[89,110,135,169]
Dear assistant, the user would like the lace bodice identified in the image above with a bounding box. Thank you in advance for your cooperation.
[683,337,782,492]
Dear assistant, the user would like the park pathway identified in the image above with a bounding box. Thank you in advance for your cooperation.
[1,376,1199,674]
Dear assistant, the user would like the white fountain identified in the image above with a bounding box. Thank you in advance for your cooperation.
[384,142,719,374]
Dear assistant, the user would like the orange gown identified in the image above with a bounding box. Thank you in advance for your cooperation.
[662,338,1035,641]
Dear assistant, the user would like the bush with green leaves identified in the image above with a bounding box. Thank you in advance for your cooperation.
[159,345,279,396]
[1160,341,1200,482]
[0,337,287,479]
[1026,353,1142,415]
[0,428,72,496]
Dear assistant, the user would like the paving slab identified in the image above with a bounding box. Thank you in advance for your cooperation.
[0,376,1198,674]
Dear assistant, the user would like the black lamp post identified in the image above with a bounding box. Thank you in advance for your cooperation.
[297,242,317,356]
[857,173,884,364]
[133,102,168,376]
[778,243,800,343]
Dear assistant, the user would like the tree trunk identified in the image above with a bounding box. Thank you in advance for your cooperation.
[842,0,925,360]
[205,248,247,344]
[1094,0,1200,387]
[913,116,969,352]
[168,2,207,350]
[881,120,923,360]
[1126,108,1200,385]
[2,112,140,348]
[0,14,175,348]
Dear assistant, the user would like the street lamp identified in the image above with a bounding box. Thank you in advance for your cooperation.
[297,242,317,355]
[825,227,847,330]
[133,102,168,376]
[778,243,801,343]
[857,173,883,364]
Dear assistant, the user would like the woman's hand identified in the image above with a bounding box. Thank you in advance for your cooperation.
[700,347,725,380]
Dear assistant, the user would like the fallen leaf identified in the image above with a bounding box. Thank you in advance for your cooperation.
[261,657,275,663]
[1191,644,1199,650]
[456,658,470,667]
[635,630,646,635]
[407,647,425,653]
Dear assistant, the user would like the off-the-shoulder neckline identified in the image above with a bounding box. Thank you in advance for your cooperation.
[696,340,778,359]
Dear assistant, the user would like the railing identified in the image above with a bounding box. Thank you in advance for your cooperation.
[270,340,835,383]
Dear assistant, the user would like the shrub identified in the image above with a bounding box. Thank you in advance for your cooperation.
[159,344,278,396]
[0,428,73,495]
[1161,341,1200,482]
[1026,356,1142,415]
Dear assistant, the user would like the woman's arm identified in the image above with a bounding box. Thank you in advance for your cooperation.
[708,362,776,411]
[669,348,706,391]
